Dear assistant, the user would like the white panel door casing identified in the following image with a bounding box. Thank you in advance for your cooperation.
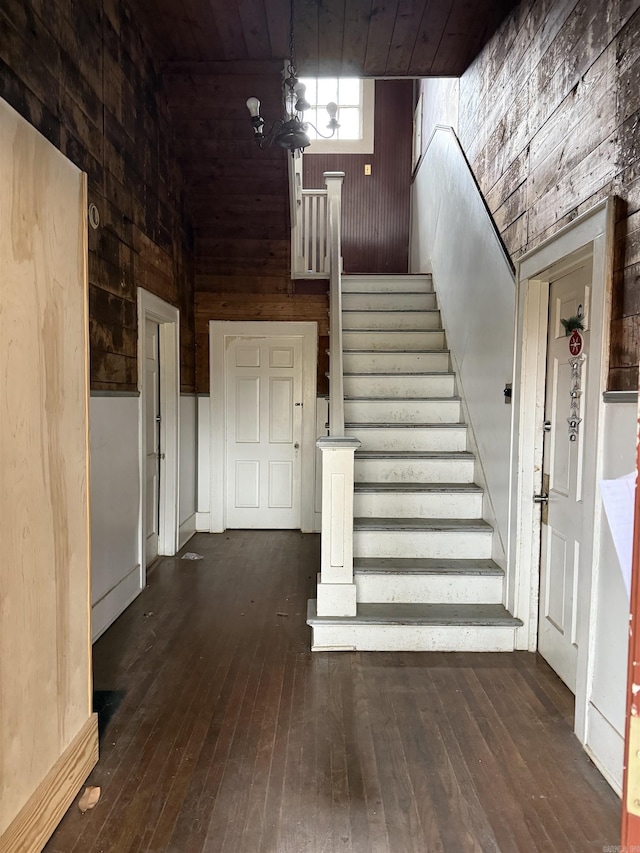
[226,336,303,528]
[145,319,161,563]
[538,260,592,693]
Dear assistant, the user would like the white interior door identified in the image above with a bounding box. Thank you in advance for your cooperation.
[226,336,303,528]
[538,259,592,692]
[144,318,161,564]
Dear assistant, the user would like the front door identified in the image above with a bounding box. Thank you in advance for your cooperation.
[225,336,303,528]
[538,258,593,692]
[144,318,161,564]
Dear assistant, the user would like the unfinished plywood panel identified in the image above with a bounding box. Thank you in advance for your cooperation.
[0,99,98,852]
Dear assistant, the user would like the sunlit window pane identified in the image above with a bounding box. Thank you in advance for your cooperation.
[317,78,338,106]
[336,108,360,139]
[338,78,360,106]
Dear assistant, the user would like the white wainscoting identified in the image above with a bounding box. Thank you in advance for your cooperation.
[586,397,636,794]
[179,394,197,548]
[90,394,141,641]
[410,125,515,568]
[196,395,211,531]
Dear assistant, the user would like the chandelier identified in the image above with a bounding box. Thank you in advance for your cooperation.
[246,0,340,152]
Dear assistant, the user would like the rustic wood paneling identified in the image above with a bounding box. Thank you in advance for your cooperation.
[136,0,517,77]
[0,0,196,392]
[456,0,640,390]
[195,290,329,393]
[303,80,413,274]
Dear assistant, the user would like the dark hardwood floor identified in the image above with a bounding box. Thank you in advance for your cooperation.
[45,531,620,852]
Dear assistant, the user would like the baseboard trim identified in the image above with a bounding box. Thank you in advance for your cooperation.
[585,702,623,796]
[196,511,211,531]
[92,564,142,642]
[179,513,197,548]
[0,714,99,853]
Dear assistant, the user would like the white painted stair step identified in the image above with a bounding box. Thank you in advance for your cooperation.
[342,292,437,311]
[353,517,493,559]
[355,451,475,483]
[344,398,461,424]
[341,274,433,293]
[342,310,441,331]
[347,423,468,452]
[343,373,456,398]
[307,600,522,653]
[354,558,503,606]
[354,482,483,519]
[343,351,450,373]
[342,330,445,351]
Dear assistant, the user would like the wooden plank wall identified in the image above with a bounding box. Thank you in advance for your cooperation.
[456,0,640,391]
[303,80,414,274]
[162,64,328,393]
[0,0,195,392]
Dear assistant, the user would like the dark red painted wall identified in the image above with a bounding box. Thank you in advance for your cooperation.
[303,80,413,274]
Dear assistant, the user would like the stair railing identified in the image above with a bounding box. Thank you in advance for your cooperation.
[314,171,360,619]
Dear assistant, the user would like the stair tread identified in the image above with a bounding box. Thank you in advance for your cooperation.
[347,422,467,429]
[353,557,502,575]
[343,291,435,296]
[343,308,440,313]
[354,517,492,531]
[345,328,443,332]
[344,371,454,377]
[307,600,522,627]
[343,349,449,354]
[356,450,474,458]
[354,482,482,493]
[345,396,460,401]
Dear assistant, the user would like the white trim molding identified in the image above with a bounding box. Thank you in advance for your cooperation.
[209,321,318,533]
[137,289,180,580]
[510,198,615,746]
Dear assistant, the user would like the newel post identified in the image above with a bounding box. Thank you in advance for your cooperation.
[316,436,361,616]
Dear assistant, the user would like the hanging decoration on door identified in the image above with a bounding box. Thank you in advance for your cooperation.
[567,354,585,442]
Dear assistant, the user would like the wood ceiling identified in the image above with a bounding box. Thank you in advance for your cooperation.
[137,0,518,78]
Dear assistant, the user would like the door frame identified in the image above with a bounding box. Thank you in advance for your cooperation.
[138,289,180,580]
[509,197,615,742]
[209,320,318,533]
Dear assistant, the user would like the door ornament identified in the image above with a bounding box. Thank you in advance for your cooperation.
[567,354,585,442]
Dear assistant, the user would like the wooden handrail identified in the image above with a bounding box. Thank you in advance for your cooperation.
[324,171,345,436]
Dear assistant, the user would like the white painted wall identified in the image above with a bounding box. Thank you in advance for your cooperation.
[179,394,197,547]
[418,78,459,144]
[196,395,211,531]
[90,394,141,641]
[586,398,635,793]
[410,125,515,566]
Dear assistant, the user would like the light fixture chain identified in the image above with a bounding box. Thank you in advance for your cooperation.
[288,0,295,71]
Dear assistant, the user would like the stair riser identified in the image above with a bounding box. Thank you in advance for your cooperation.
[354,529,492,559]
[341,275,433,294]
[345,399,461,424]
[342,331,445,351]
[310,624,517,652]
[342,293,437,311]
[355,458,475,483]
[344,375,455,398]
[353,492,483,519]
[343,311,441,331]
[343,352,450,373]
[355,573,503,604]
[348,428,467,452]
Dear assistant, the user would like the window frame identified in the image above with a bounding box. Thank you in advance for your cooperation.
[303,78,375,155]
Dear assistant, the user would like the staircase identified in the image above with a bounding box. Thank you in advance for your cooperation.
[308,273,522,651]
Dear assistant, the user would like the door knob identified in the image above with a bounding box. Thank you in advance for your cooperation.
[294,443,300,449]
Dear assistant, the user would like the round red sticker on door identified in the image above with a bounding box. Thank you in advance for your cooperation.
[569,330,583,356]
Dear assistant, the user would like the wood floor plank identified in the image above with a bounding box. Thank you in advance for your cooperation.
[44,531,621,853]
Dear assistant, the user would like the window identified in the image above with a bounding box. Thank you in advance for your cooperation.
[298,77,375,155]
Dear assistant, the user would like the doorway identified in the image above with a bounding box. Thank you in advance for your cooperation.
[138,289,180,578]
[209,321,317,533]
[510,198,614,746]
